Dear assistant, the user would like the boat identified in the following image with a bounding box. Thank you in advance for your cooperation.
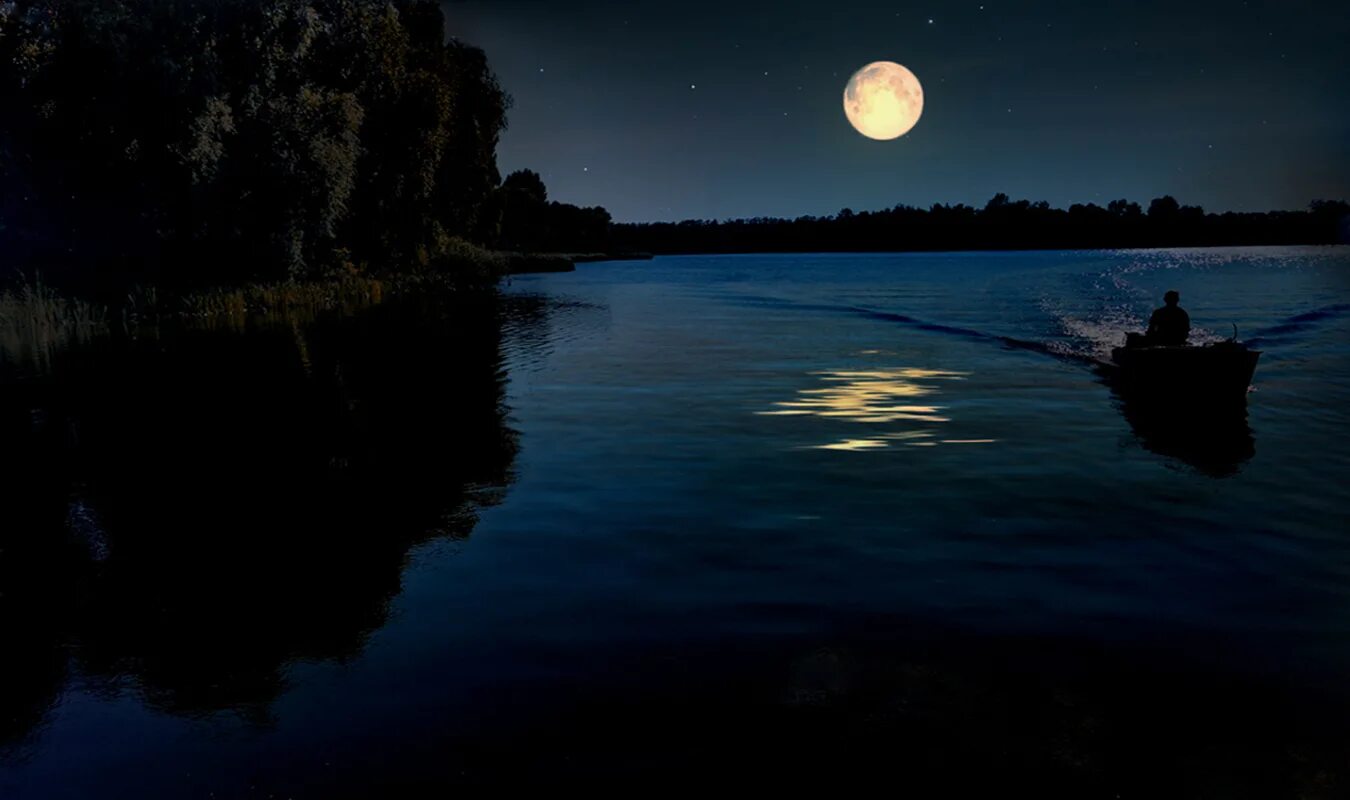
[1107,332,1260,402]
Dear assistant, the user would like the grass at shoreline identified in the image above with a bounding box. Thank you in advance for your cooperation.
[0,244,659,366]
[0,246,650,366]
[1,274,444,367]
[0,277,110,366]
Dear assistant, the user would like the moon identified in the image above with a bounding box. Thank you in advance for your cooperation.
[843,61,924,141]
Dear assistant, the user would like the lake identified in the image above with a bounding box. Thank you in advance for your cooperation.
[3,247,1350,796]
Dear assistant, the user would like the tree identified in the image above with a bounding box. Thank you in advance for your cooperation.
[1108,199,1143,218]
[502,169,547,204]
[0,0,510,285]
[496,170,548,251]
[1148,196,1181,220]
[493,169,612,253]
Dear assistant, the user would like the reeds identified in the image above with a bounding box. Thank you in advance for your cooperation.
[0,241,566,367]
[179,277,388,330]
[0,275,109,367]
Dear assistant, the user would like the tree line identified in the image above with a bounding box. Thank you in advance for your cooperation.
[489,168,612,255]
[612,196,1350,255]
[2,0,1339,290]
[0,0,609,293]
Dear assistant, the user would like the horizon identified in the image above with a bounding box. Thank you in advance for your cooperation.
[451,0,1350,223]
[609,193,1345,226]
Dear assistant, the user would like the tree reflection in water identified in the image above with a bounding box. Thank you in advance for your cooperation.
[0,294,536,744]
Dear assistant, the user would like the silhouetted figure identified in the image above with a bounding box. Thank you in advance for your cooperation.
[1147,290,1190,346]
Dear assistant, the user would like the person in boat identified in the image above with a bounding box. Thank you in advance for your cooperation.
[1146,290,1190,346]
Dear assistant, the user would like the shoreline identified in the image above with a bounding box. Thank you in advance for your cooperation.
[605,242,1348,258]
[507,251,655,275]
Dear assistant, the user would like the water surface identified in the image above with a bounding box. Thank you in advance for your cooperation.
[3,248,1350,796]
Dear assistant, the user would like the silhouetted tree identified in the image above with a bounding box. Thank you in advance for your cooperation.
[1107,199,1142,218]
[496,169,549,251]
[1148,196,1181,220]
[502,169,548,204]
[491,169,611,253]
[1310,199,1350,243]
[0,0,509,287]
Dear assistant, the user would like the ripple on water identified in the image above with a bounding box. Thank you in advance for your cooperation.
[757,366,998,452]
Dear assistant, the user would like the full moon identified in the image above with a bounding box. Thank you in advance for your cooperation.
[843,61,924,141]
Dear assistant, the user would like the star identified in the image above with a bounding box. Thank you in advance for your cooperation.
[928,18,935,24]
[690,84,696,89]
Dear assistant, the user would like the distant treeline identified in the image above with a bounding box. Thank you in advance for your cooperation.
[612,196,1350,254]
[0,0,609,293]
[490,168,612,255]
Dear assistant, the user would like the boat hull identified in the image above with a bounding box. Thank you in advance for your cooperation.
[1108,343,1260,402]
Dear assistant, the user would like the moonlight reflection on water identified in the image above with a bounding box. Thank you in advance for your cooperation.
[756,367,994,451]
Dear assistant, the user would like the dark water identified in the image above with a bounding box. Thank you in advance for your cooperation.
[3,248,1350,796]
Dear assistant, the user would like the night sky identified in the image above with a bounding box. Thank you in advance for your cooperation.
[448,1,1350,222]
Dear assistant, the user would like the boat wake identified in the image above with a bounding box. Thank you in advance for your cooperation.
[1244,303,1350,348]
[843,306,1070,358]
[728,290,1346,373]
[727,292,1103,366]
